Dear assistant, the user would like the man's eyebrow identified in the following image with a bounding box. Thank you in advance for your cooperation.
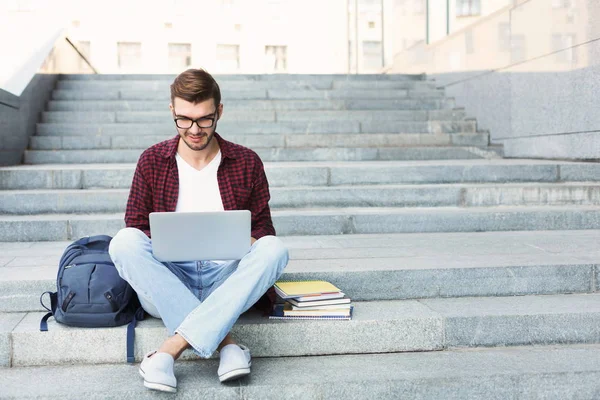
[174,112,216,119]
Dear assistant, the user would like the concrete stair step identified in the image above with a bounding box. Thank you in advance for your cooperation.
[23,146,498,164]
[1,206,600,241]
[55,79,438,91]
[2,344,600,398]
[268,88,446,99]
[47,98,456,111]
[2,293,600,367]
[52,88,445,101]
[29,133,488,150]
[60,73,426,81]
[36,120,477,135]
[3,183,600,214]
[2,230,598,312]
[2,159,595,190]
[40,110,466,123]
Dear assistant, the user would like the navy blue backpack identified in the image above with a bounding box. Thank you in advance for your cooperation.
[40,235,144,362]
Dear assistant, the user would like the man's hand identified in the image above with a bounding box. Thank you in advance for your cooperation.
[251,237,257,245]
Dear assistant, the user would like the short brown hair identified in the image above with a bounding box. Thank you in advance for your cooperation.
[170,69,221,107]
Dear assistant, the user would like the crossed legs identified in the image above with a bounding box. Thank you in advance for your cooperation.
[109,227,289,389]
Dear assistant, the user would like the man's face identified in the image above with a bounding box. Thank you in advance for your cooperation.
[170,98,223,152]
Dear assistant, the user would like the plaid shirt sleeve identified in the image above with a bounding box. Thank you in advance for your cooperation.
[249,157,276,240]
[125,150,153,237]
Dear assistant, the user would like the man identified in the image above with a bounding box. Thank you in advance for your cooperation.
[109,68,289,393]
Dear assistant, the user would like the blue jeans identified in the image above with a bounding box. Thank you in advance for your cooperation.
[108,227,289,358]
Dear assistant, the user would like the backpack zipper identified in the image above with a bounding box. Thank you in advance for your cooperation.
[64,261,114,269]
[104,292,118,312]
[61,291,75,312]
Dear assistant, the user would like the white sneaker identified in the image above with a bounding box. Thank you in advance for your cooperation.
[139,351,177,393]
[218,344,252,382]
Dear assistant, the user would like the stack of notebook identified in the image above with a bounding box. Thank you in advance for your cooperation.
[270,280,353,320]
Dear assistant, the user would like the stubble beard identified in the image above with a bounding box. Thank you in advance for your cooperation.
[180,127,216,152]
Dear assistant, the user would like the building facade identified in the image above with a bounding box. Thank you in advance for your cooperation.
[2,0,395,74]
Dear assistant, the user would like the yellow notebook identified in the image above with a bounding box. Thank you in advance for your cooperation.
[274,280,341,299]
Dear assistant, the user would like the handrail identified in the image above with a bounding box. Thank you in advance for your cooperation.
[65,37,98,74]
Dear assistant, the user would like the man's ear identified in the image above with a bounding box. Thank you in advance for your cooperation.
[217,103,224,120]
[169,103,174,112]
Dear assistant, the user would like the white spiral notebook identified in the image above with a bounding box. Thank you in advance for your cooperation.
[269,305,354,320]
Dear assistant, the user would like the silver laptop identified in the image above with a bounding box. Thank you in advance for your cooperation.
[149,210,251,262]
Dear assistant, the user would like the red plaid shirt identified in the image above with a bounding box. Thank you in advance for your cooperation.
[124,132,277,313]
[125,132,275,238]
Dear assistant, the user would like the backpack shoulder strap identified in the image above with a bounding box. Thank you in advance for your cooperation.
[39,291,58,332]
[40,312,53,332]
[126,307,146,363]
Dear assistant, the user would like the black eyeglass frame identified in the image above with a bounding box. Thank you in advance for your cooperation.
[173,109,219,129]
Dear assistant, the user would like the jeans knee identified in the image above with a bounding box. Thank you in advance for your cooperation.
[256,235,289,274]
[108,228,148,270]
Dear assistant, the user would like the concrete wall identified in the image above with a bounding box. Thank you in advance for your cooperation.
[390,0,600,160]
[0,9,87,166]
[0,75,58,166]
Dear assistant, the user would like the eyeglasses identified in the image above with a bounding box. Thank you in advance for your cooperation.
[173,110,218,129]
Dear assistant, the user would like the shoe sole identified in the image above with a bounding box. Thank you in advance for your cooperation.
[139,367,177,393]
[219,366,251,383]
[143,380,177,393]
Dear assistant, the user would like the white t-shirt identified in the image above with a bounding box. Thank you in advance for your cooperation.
[175,151,224,213]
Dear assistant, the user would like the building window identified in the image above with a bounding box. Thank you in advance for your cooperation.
[362,40,382,70]
[456,0,480,17]
[117,42,142,70]
[216,44,240,72]
[168,43,192,72]
[265,45,287,73]
[552,34,576,63]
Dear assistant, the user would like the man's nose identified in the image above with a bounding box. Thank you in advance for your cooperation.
[188,122,202,134]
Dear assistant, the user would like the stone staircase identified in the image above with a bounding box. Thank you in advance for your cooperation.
[2,74,600,399]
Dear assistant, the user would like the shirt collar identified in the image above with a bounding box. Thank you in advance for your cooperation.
[158,132,239,160]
